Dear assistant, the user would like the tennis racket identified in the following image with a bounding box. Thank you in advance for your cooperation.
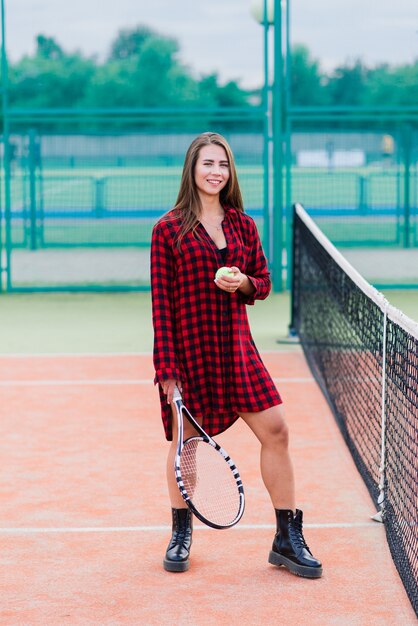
[173,385,245,529]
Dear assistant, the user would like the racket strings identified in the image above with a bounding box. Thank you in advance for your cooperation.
[180,438,241,527]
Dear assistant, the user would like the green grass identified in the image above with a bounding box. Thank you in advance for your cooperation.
[382,290,418,321]
[316,217,404,246]
[0,289,416,356]
[0,291,293,354]
[0,292,154,354]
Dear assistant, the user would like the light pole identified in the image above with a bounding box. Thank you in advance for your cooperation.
[0,0,10,292]
[251,0,287,292]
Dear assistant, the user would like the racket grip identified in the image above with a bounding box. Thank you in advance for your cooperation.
[173,385,182,401]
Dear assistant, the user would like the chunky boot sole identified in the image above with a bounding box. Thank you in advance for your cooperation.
[163,557,190,573]
[268,550,322,578]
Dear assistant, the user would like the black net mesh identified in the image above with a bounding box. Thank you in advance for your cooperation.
[291,204,417,616]
[291,206,385,502]
[384,315,418,614]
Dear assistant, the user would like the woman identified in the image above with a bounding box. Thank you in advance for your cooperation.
[151,132,322,578]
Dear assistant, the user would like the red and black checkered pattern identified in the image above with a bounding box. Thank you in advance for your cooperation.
[151,207,282,441]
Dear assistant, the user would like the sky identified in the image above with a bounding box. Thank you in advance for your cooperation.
[6,0,418,88]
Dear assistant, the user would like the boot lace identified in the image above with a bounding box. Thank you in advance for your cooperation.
[171,511,192,547]
[289,516,311,553]
[174,526,189,545]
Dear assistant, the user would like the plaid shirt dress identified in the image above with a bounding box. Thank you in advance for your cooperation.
[151,207,282,441]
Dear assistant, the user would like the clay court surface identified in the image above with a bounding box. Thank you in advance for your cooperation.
[0,349,415,626]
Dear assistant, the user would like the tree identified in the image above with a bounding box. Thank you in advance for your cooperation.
[35,35,63,60]
[197,74,250,108]
[82,35,200,108]
[135,36,181,106]
[290,45,328,106]
[9,28,418,119]
[109,26,155,61]
[10,51,96,109]
[366,62,418,107]
[325,60,368,106]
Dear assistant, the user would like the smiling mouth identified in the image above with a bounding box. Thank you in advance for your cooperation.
[207,179,222,184]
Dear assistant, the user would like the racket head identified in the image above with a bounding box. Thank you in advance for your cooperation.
[175,434,245,529]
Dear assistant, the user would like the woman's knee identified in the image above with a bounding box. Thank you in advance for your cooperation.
[241,404,290,448]
[268,407,290,448]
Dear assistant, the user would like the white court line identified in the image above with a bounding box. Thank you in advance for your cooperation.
[0,379,151,386]
[0,522,378,534]
[0,352,153,358]
[0,377,314,386]
[0,349,298,359]
[274,378,314,383]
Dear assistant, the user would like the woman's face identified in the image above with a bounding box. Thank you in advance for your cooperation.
[194,144,230,201]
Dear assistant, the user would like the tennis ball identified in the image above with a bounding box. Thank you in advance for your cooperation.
[215,266,234,280]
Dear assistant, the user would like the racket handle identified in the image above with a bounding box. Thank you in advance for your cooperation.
[173,385,182,401]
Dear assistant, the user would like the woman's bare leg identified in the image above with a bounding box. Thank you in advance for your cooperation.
[240,404,295,510]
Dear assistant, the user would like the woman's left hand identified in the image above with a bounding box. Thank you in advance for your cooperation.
[214,266,247,294]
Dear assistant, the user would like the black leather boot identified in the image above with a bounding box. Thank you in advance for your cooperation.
[268,509,322,578]
[163,508,193,572]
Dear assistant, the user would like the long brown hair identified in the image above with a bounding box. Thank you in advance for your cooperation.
[167,132,244,250]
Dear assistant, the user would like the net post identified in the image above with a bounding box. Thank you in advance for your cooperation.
[401,123,412,249]
[371,302,388,523]
[288,203,299,337]
[28,128,38,251]
[1,0,11,292]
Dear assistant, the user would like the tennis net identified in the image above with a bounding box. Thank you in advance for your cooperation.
[291,203,418,616]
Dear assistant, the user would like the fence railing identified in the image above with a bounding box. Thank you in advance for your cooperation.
[1,109,418,291]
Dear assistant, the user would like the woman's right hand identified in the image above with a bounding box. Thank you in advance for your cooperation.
[161,378,182,404]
